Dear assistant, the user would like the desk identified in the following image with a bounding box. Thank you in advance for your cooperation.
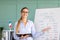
[2,30,14,40]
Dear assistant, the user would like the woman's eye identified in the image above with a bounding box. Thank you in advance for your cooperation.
[22,11,28,13]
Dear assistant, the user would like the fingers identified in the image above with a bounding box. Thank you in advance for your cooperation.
[42,27,51,32]
[20,35,28,39]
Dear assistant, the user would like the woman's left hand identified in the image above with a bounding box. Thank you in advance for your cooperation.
[42,27,51,32]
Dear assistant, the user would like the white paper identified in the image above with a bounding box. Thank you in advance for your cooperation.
[34,8,60,40]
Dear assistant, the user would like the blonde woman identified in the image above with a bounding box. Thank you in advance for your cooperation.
[14,7,50,40]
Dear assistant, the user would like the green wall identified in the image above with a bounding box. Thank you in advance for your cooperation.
[0,0,60,30]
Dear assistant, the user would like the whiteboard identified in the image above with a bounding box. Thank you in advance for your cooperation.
[34,8,60,40]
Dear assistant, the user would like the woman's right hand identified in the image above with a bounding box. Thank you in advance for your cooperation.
[20,36,24,39]
[20,35,29,39]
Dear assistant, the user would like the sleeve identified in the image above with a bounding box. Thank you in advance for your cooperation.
[13,22,19,40]
[31,22,44,38]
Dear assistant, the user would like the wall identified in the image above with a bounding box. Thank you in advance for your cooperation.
[0,0,60,30]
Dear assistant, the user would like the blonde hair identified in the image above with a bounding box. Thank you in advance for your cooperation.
[16,17,22,33]
[16,7,28,34]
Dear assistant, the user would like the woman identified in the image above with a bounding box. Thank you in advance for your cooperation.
[14,7,50,40]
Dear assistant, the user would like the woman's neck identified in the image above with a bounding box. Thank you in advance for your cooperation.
[22,18,27,23]
[21,18,28,26]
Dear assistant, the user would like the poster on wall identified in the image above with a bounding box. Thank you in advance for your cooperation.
[34,8,60,40]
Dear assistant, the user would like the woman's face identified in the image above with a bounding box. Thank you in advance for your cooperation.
[21,9,28,19]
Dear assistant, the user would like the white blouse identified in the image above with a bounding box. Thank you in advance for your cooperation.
[14,20,44,40]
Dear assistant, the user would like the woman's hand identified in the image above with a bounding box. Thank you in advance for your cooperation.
[23,35,29,39]
[20,35,29,39]
[20,36,24,39]
[42,27,51,32]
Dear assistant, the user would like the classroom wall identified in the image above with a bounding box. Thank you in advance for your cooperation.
[0,0,60,30]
